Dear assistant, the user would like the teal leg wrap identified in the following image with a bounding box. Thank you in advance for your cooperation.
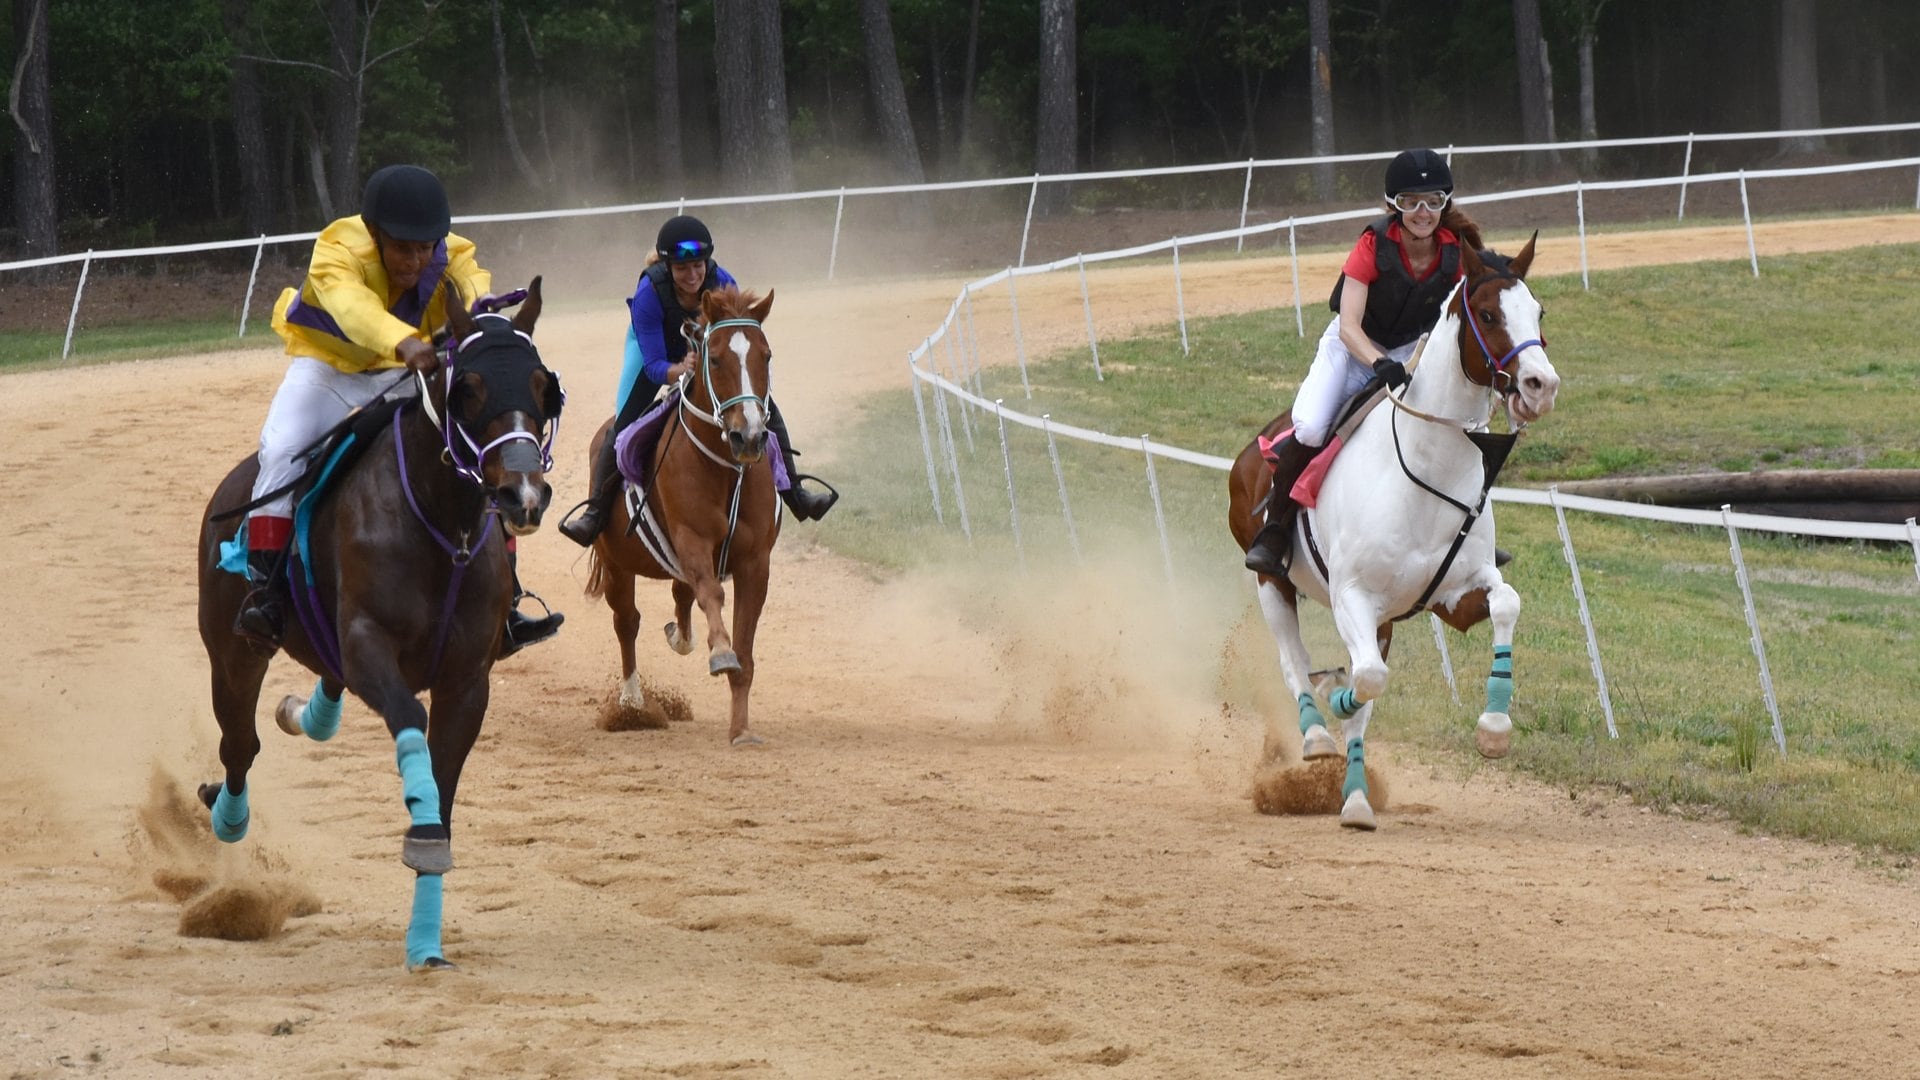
[211,783,250,843]
[1342,738,1367,801]
[393,728,442,828]
[1486,646,1514,714]
[1297,692,1326,735]
[1329,686,1360,720]
[301,680,342,742]
[404,872,445,969]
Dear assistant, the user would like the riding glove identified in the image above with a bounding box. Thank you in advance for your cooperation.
[1372,356,1410,390]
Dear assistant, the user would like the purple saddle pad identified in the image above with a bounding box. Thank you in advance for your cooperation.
[614,389,789,491]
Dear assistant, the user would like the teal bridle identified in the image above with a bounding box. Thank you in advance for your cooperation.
[691,317,769,423]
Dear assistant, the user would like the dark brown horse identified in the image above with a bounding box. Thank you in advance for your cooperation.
[195,281,561,970]
[583,286,780,746]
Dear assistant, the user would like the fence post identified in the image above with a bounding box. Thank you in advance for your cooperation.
[1550,486,1618,739]
[1007,270,1033,395]
[1575,181,1591,292]
[1077,255,1104,380]
[1043,414,1081,562]
[931,371,971,541]
[1173,240,1190,355]
[1140,435,1175,584]
[1905,518,1920,586]
[994,400,1026,573]
[938,333,976,452]
[1287,219,1304,338]
[1018,174,1040,267]
[907,354,944,524]
[1236,158,1255,253]
[1428,614,1461,706]
[1722,506,1785,757]
[827,187,847,280]
[238,235,267,337]
[62,249,95,361]
[1738,170,1760,278]
[1676,133,1695,220]
[1914,164,1920,211]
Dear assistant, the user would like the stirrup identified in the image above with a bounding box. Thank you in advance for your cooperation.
[557,499,604,547]
[498,592,564,660]
[233,591,286,653]
[783,473,839,522]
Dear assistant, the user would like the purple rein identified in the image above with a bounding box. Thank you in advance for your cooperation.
[1461,275,1543,394]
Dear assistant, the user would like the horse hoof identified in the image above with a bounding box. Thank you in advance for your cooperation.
[730,731,766,748]
[195,782,221,810]
[1339,789,1378,831]
[1476,712,1513,758]
[274,695,305,737]
[709,650,741,676]
[402,835,453,875]
[1300,724,1340,761]
[407,956,460,974]
[664,622,693,656]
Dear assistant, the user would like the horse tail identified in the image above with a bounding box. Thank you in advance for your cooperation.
[584,546,610,600]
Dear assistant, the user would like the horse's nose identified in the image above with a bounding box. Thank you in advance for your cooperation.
[727,428,766,461]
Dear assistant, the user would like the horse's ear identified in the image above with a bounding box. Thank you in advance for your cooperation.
[445,291,475,342]
[512,275,543,334]
[749,287,774,325]
[1509,232,1539,279]
[700,289,724,323]
[1461,242,1486,280]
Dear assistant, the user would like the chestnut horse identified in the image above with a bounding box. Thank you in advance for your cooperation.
[1228,238,1561,829]
[583,286,781,746]
[195,282,561,970]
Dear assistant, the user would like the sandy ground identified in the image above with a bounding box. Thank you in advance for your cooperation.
[4,215,1919,1079]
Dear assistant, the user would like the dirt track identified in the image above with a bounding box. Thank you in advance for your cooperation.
[4,216,1919,1079]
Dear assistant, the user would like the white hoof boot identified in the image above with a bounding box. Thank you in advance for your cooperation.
[617,672,646,712]
[1301,724,1340,761]
[1339,789,1377,831]
[1476,712,1513,758]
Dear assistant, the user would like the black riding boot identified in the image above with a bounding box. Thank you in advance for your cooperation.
[234,547,287,652]
[498,548,563,660]
[1244,435,1320,577]
[766,399,838,522]
[559,431,623,547]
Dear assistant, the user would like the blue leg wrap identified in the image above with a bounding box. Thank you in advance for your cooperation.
[393,728,442,828]
[404,872,445,969]
[1486,646,1514,715]
[1329,686,1360,720]
[211,783,250,843]
[1297,692,1326,735]
[1342,738,1367,801]
[301,680,342,742]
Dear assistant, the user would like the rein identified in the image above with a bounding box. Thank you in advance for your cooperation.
[392,406,497,682]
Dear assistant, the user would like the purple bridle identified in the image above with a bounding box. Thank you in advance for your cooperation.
[1459,273,1544,395]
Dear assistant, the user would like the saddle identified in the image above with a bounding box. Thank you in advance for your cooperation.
[614,387,793,493]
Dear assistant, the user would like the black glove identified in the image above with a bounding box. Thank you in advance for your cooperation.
[1372,356,1409,390]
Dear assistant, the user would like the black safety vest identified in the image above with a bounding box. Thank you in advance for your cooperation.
[645,258,720,363]
[1327,215,1461,350]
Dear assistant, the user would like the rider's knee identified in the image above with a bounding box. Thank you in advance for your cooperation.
[1290,416,1331,448]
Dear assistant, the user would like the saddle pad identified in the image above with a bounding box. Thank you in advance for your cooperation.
[615,388,792,492]
[1257,427,1345,509]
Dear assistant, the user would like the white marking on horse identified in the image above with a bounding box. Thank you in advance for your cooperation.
[728,330,765,429]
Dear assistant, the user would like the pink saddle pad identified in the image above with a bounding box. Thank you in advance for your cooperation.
[1257,428,1344,509]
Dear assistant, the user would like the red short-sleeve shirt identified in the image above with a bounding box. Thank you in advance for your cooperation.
[1340,220,1461,286]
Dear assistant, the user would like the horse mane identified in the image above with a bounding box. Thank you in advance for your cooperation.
[703,285,765,321]
[1440,206,1483,251]
[1472,247,1515,277]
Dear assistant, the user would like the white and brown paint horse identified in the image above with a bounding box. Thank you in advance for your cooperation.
[1228,237,1561,829]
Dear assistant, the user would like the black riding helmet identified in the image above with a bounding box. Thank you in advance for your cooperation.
[362,164,452,243]
[656,215,715,263]
[1383,148,1453,197]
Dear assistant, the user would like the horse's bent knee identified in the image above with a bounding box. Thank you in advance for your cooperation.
[1488,582,1521,627]
[1351,663,1387,702]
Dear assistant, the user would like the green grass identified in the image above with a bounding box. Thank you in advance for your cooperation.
[811,242,1920,860]
[0,319,279,371]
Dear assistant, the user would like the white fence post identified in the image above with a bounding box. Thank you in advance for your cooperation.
[1739,170,1760,278]
[1676,133,1695,220]
[1006,270,1033,395]
[994,400,1026,572]
[61,249,95,360]
[931,375,971,540]
[1236,158,1254,253]
[1173,240,1190,355]
[1043,414,1081,562]
[1077,255,1104,380]
[1550,486,1618,739]
[1722,506,1785,757]
[1905,517,1920,586]
[936,333,975,451]
[1018,174,1040,267]
[907,354,943,523]
[1141,435,1175,584]
[1286,219,1304,338]
[1576,181,1591,292]
[238,235,267,337]
[1429,614,1461,706]
[827,187,847,280]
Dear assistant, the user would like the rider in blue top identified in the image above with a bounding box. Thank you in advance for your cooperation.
[560,215,838,545]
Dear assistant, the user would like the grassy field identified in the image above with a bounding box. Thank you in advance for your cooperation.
[810,243,1920,860]
[0,319,280,372]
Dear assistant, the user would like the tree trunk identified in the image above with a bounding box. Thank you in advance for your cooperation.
[1510,0,1553,146]
[1776,0,1823,154]
[491,0,544,189]
[654,0,683,192]
[958,0,981,162]
[1034,0,1075,216]
[322,0,362,214]
[713,0,793,193]
[1307,0,1335,200]
[1577,25,1598,169]
[226,38,276,233]
[857,0,925,184]
[9,0,57,260]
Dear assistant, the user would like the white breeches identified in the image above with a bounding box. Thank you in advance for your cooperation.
[1289,318,1421,448]
[249,357,414,517]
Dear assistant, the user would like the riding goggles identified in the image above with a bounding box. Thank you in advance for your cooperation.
[663,239,713,262]
[1391,191,1451,214]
